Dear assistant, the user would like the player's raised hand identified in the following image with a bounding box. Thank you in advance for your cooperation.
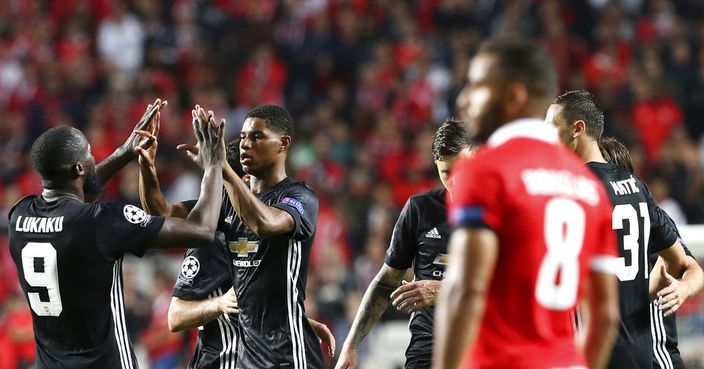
[335,345,358,369]
[134,104,162,168]
[390,280,441,313]
[218,287,239,315]
[178,105,226,169]
[123,98,167,155]
[308,318,335,358]
[656,264,689,316]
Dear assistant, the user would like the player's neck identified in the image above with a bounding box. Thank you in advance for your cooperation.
[248,165,287,193]
[41,181,84,202]
[581,141,607,164]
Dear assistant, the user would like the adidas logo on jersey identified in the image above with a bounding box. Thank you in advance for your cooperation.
[425,227,441,239]
[225,215,234,224]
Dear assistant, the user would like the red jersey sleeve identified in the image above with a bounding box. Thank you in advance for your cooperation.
[448,157,504,230]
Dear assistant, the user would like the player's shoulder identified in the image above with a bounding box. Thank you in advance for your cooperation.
[586,161,629,178]
[280,177,318,199]
[9,195,37,216]
[408,188,445,207]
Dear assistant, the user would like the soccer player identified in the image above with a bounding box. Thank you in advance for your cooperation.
[433,39,620,369]
[546,90,704,369]
[138,131,334,369]
[598,137,704,369]
[140,104,324,369]
[8,101,228,369]
[335,119,474,369]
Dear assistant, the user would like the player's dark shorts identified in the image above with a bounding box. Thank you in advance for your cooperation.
[404,334,432,369]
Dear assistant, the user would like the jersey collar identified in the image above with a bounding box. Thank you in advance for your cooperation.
[487,118,559,148]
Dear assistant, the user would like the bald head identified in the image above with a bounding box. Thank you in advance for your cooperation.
[31,126,90,182]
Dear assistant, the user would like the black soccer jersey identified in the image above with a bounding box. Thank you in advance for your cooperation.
[648,208,691,369]
[172,231,238,369]
[8,195,165,369]
[222,177,322,369]
[586,162,679,369]
[384,188,449,369]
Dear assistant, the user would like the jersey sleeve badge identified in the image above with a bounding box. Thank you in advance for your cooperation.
[122,205,152,227]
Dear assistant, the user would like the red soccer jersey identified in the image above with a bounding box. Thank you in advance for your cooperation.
[448,119,617,369]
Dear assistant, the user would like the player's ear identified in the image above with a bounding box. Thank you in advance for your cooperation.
[503,82,529,120]
[73,162,85,176]
[573,120,586,138]
[279,135,291,153]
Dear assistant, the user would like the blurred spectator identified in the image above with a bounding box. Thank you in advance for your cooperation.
[97,1,145,75]
[139,270,183,369]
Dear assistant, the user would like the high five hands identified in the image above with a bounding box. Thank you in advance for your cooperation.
[178,105,227,169]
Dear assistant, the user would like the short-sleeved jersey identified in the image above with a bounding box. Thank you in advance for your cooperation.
[172,231,238,369]
[8,195,165,369]
[586,162,679,369]
[448,120,617,369]
[647,208,690,369]
[385,188,449,369]
[222,177,322,369]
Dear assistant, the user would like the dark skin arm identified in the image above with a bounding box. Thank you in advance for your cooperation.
[89,100,166,202]
[136,109,193,219]
[582,270,620,369]
[148,107,226,248]
[221,165,294,238]
[433,227,498,369]
[178,120,295,239]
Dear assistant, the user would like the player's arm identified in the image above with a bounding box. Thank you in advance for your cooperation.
[433,227,498,369]
[136,114,191,219]
[177,133,295,239]
[653,241,704,316]
[336,264,407,369]
[222,164,294,238]
[91,100,166,201]
[309,318,336,357]
[582,270,620,369]
[149,108,226,248]
[168,287,238,332]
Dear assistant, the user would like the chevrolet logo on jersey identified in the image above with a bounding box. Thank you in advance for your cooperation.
[433,254,448,266]
[229,238,260,257]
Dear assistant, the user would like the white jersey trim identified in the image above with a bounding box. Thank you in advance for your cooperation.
[487,118,560,148]
[589,255,618,274]
[110,258,133,369]
[211,288,237,369]
[651,302,673,369]
[287,239,306,369]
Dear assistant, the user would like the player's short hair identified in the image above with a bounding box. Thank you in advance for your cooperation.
[432,118,475,161]
[30,126,88,181]
[478,38,558,101]
[554,90,605,139]
[599,137,634,173]
[245,104,294,137]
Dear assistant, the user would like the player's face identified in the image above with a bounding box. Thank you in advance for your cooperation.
[435,147,473,190]
[239,117,287,176]
[461,53,505,143]
[545,104,577,151]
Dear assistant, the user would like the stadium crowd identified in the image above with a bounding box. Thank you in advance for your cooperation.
[1,0,704,368]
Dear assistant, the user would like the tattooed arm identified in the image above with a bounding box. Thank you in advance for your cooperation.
[335,264,407,369]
